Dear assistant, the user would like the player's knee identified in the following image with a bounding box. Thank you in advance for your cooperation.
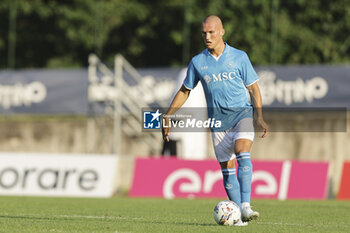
[220,159,236,169]
[235,144,251,153]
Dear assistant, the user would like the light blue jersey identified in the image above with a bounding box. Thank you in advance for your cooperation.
[183,43,258,131]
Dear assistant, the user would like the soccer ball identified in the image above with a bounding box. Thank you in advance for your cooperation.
[213,200,241,226]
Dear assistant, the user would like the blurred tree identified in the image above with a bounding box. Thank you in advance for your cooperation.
[105,0,184,67]
[0,0,349,68]
[0,0,148,68]
[276,0,350,64]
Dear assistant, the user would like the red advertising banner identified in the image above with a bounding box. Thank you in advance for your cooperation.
[337,162,350,200]
[130,158,329,200]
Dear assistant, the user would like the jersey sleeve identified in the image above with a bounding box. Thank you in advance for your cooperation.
[183,60,199,90]
[241,52,259,86]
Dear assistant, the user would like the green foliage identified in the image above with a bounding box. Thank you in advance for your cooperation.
[0,0,349,68]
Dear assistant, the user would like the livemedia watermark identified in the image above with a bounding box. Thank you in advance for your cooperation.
[141,107,347,132]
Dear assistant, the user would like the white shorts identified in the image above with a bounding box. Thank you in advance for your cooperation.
[211,118,254,162]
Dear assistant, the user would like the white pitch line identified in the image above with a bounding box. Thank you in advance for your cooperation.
[257,222,313,227]
[257,221,350,228]
[5,213,145,221]
[55,214,145,220]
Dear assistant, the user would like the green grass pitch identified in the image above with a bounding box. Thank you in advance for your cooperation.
[0,196,350,232]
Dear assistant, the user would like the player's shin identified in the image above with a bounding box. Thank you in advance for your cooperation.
[221,168,241,208]
[237,152,253,204]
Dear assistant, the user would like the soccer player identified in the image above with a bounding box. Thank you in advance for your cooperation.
[162,15,269,226]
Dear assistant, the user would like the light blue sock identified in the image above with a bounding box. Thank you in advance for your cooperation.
[221,168,241,208]
[237,152,253,204]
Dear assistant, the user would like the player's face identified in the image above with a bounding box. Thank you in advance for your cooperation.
[201,21,223,50]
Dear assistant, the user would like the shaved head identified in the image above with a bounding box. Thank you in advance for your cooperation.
[202,15,224,29]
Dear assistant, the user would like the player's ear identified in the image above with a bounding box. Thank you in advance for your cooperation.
[220,29,225,36]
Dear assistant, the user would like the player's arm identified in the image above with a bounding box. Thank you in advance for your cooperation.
[162,85,191,142]
[247,82,269,138]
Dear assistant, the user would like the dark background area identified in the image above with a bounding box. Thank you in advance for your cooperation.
[1,0,350,69]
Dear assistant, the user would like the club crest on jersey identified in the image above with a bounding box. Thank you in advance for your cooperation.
[204,75,211,84]
[227,61,234,67]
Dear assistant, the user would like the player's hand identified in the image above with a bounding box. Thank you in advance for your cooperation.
[162,116,171,142]
[257,117,269,138]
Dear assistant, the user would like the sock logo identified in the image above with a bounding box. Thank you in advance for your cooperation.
[243,166,251,172]
[225,183,233,189]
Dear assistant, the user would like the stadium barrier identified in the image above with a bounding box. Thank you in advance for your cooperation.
[4,154,350,199]
[1,66,350,114]
[130,157,329,200]
[337,162,350,200]
[0,153,118,197]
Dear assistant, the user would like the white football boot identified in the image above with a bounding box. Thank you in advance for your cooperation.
[241,205,260,222]
[234,218,248,226]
